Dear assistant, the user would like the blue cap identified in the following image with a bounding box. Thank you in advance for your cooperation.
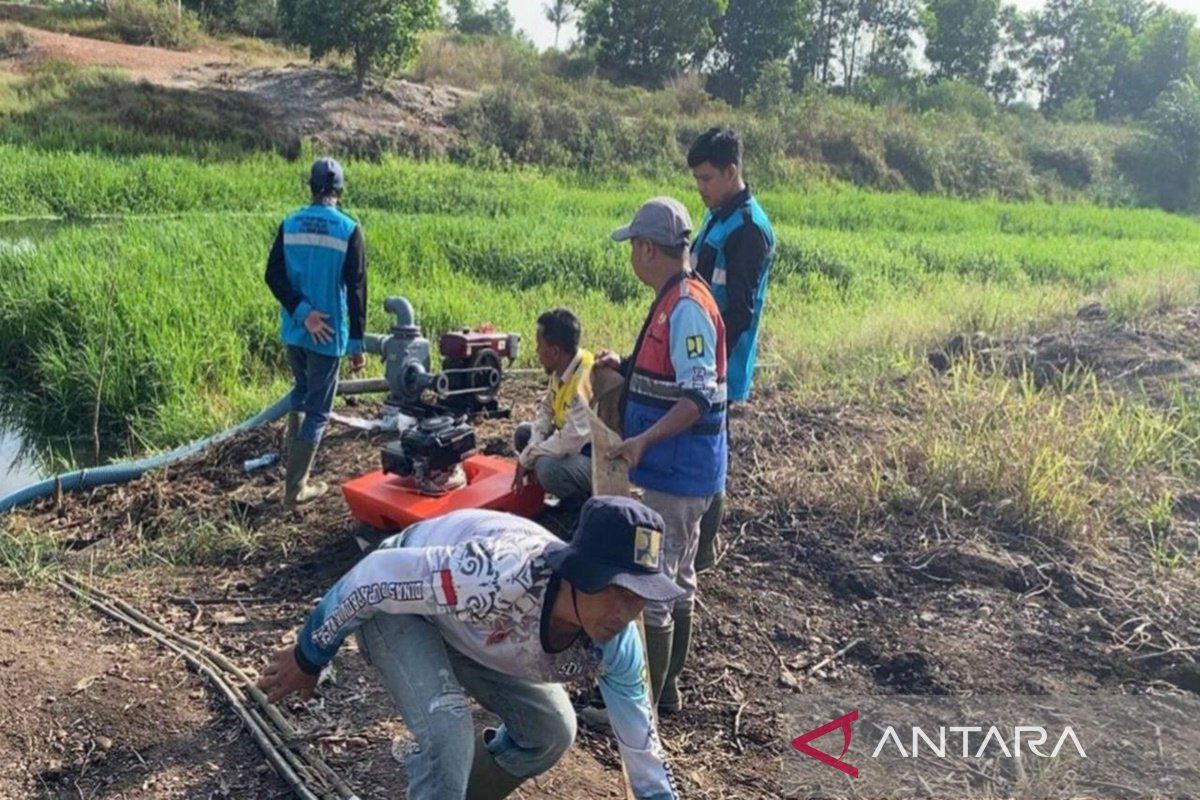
[309,157,345,195]
[545,496,684,602]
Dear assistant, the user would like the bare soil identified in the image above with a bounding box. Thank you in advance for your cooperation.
[2,305,1199,799]
[6,24,468,156]
[16,26,230,79]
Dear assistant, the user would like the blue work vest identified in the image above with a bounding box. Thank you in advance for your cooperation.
[690,196,775,403]
[280,204,358,358]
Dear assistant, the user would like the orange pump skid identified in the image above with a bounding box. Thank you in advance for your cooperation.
[342,454,546,531]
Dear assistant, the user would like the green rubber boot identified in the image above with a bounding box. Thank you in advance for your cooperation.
[280,412,303,464]
[658,612,692,715]
[467,728,526,800]
[644,622,674,708]
[283,438,328,509]
[695,491,724,573]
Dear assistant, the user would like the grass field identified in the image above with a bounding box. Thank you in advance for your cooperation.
[1,145,1199,456]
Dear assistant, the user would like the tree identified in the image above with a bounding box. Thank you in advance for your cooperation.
[1144,78,1200,207]
[922,0,1002,85]
[988,3,1027,103]
[581,0,728,87]
[858,0,920,84]
[450,0,515,37]
[1102,5,1193,118]
[1023,0,1192,119]
[278,0,437,90]
[1024,0,1122,117]
[706,0,809,105]
[746,58,793,112]
[799,0,853,84]
[543,0,577,49]
[800,0,917,90]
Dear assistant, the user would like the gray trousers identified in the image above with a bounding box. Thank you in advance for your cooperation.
[638,488,714,627]
[356,614,575,800]
[513,422,592,502]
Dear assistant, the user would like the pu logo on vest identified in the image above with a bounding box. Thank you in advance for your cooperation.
[633,526,662,569]
[685,335,705,359]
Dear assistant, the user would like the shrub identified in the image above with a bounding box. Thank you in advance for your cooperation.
[884,126,941,193]
[107,0,204,49]
[0,24,33,59]
[409,31,539,90]
[940,131,1032,198]
[912,79,997,120]
[1026,136,1101,190]
[746,60,791,116]
[450,84,679,176]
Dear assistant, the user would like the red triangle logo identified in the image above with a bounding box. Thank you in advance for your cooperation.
[792,709,859,778]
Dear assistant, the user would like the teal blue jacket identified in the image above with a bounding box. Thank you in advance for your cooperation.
[691,188,775,403]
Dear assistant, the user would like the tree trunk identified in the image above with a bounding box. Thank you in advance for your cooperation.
[355,45,367,93]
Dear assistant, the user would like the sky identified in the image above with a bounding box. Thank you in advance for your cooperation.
[508,0,1200,52]
[511,2,579,50]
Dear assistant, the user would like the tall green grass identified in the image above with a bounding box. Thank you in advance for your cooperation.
[0,145,1198,456]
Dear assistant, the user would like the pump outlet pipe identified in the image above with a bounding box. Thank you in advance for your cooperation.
[0,378,387,515]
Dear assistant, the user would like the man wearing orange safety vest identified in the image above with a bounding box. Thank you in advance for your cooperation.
[599,197,727,717]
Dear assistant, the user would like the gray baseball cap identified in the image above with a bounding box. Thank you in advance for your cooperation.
[611,197,693,248]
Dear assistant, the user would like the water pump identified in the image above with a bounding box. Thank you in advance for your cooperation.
[363,297,519,417]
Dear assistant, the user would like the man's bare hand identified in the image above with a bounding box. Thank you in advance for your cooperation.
[512,463,531,494]
[304,310,335,344]
[257,647,318,704]
[609,435,648,470]
[594,350,622,371]
[349,353,365,374]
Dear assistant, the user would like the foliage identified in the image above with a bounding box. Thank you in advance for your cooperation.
[1,146,1199,454]
[447,0,514,38]
[107,0,204,49]
[581,0,728,86]
[922,0,1001,85]
[278,0,437,88]
[706,0,808,105]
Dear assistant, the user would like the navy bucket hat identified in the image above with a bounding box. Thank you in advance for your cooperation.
[545,496,684,603]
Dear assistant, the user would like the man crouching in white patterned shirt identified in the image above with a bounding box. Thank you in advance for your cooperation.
[258,496,681,800]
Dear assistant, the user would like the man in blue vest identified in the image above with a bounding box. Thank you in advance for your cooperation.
[686,127,775,574]
[599,197,728,716]
[265,157,367,509]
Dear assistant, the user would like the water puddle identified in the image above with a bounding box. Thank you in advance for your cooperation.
[0,424,43,496]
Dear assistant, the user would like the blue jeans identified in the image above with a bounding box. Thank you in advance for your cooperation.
[356,614,576,800]
[287,345,340,443]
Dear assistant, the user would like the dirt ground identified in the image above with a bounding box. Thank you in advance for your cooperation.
[2,304,1199,799]
[5,24,468,156]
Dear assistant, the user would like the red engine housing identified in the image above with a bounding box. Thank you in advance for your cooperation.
[440,330,515,362]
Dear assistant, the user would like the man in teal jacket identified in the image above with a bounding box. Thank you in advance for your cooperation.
[686,127,775,574]
[265,157,367,508]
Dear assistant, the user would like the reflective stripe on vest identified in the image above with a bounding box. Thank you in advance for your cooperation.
[283,232,350,253]
[628,372,728,408]
[280,204,358,357]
